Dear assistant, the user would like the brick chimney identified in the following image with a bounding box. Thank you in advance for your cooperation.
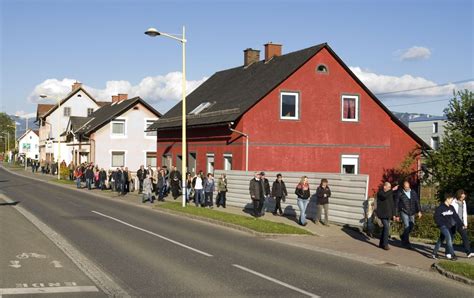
[244,48,260,67]
[72,81,82,92]
[264,42,282,62]
[112,94,128,103]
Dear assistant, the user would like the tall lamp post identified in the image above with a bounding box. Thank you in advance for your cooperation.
[40,94,61,180]
[145,26,187,208]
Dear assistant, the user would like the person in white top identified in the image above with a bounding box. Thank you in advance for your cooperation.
[451,189,473,258]
[192,171,205,207]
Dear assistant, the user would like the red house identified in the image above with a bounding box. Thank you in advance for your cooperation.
[149,43,426,194]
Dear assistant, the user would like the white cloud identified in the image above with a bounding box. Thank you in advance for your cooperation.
[27,73,208,112]
[348,66,473,97]
[15,111,36,118]
[397,46,431,61]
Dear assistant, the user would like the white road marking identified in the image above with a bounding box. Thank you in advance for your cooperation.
[0,286,98,295]
[16,253,46,259]
[92,210,213,257]
[8,261,21,269]
[232,264,320,298]
[51,260,63,268]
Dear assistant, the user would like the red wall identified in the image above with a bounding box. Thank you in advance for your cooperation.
[157,47,420,195]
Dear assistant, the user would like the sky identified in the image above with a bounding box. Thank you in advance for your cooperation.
[1,0,473,119]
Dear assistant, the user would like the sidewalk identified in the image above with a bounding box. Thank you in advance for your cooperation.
[3,164,473,275]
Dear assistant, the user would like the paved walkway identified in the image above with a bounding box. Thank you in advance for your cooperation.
[4,164,473,274]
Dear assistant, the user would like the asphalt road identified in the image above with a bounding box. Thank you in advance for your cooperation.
[0,167,472,297]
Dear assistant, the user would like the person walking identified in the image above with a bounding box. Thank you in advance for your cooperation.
[74,166,83,189]
[259,172,271,216]
[193,171,205,207]
[85,165,94,190]
[142,174,154,203]
[315,178,331,226]
[376,182,398,250]
[115,168,123,194]
[137,165,146,194]
[204,173,215,208]
[451,190,473,258]
[185,173,193,204]
[122,167,130,194]
[271,174,287,215]
[395,180,422,249]
[99,168,107,190]
[295,176,311,226]
[156,169,166,201]
[249,172,264,217]
[432,193,465,260]
[216,173,228,208]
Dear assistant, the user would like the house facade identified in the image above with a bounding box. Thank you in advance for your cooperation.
[36,82,107,164]
[17,129,39,161]
[408,116,447,150]
[65,96,161,171]
[150,43,427,194]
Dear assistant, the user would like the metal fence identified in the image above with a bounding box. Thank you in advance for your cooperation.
[214,170,369,228]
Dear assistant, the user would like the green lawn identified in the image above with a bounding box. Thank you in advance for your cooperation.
[50,179,75,185]
[156,202,312,235]
[438,261,474,280]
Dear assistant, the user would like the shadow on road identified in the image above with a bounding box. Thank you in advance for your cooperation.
[0,201,20,206]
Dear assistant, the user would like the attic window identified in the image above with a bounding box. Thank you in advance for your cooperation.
[316,64,328,73]
[189,102,211,115]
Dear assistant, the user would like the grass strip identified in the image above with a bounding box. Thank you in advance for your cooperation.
[50,179,76,185]
[438,261,474,280]
[157,202,312,235]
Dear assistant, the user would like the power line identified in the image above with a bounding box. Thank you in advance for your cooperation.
[386,98,450,108]
[375,78,473,97]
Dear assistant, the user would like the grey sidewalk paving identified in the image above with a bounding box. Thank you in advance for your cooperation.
[3,164,473,274]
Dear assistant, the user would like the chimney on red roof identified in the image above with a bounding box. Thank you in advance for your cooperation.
[264,42,282,62]
[243,48,260,67]
[72,81,82,92]
[112,94,128,103]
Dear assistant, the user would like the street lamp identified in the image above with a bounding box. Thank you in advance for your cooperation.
[145,26,187,208]
[40,94,61,180]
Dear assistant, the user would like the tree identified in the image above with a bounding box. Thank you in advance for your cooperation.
[424,90,474,205]
[0,112,15,153]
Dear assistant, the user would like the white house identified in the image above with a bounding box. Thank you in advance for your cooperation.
[17,129,39,161]
[64,95,161,171]
[408,115,447,150]
[36,82,108,164]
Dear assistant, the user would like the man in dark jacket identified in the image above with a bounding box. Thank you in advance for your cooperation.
[84,165,94,190]
[376,182,398,250]
[432,193,465,260]
[137,165,146,194]
[169,166,182,200]
[99,168,107,190]
[249,172,264,217]
[395,180,422,248]
[271,174,288,215]
[259,172,271,216]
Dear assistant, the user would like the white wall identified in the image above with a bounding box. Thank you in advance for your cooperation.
[39,89,101,163]
[18,131,39,160]
[92,102,158,171]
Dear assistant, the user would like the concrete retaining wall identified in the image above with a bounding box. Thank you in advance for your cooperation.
[214,170,369,227]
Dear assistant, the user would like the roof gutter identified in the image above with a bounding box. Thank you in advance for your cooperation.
[228,122,248,172]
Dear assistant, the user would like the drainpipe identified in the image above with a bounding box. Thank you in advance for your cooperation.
[228,123,248,172]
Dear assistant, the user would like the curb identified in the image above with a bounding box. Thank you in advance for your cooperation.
[431,263,474,286]
[0,165,313,238]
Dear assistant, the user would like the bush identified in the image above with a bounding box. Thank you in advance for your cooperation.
[60,165,70,180]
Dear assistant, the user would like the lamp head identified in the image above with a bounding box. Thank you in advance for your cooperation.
[145,27,161,37]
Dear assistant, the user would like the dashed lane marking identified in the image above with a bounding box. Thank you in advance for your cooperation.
[0,286,99,295]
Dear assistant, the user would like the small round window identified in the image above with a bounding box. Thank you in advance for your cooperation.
[316,64,328,73]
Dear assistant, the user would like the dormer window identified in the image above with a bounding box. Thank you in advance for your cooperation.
[316,64,328,73]
[190,102,211,115]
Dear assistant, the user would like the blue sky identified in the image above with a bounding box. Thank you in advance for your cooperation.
[1,0,473,117]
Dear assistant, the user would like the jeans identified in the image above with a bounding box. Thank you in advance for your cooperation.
[433,226,455,256]
[86,178,93,190]
[217,191,226,207]
[138,179,144,193]
[316,203,329,224]
[400,212,415,243]
[205,192,213,207]
[454,225,471,254]
[379,218,390,248]
[194,189,204,206]
[259,196,268,215]
[274,196,283,214]
[297,198,309,225]
[185,187,192,203]
[76,178,81,188]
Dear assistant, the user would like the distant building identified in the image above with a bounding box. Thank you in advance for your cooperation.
[149,42,428,193]
[408,116,447,150]
[17,129,39,160]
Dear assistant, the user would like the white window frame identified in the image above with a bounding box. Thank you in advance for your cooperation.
[341,95,359,122]
[190,102,211,115]
[63,107,71,117]
[145,151,157,168]
[431,136,439,150]
[87,108,94,116]
[144,118,158,138]
[110,118,127,138]
[110,150,126,168]
[206,153,215,174]
[223,153,232,171]
[341,154,359,175]
[433,122,438,133]
[280,91,299,120]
